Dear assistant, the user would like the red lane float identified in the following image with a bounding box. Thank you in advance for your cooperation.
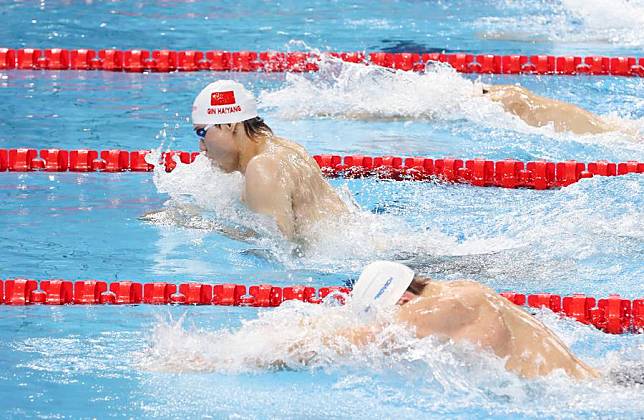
[312,155,643,189]
[500,292,526,306]
[0,48,17,69]
[74,280,108,304]
[98,49,123,71]
[0,278,640,334]
[1,48,642,76]
[69,49,96,70]
[7,148,38,171]
[1,148,642,189]
[4,279,38,305]
[527,293,562,313]
[143,282,177,304]
[634,299,644,331]
[499,291,641,334]
[178,283,213,305]
[40,149,69,171]
[241,285,283,307]
[39,280,73,305]
[110,281,143,304]
[177,50,202,72]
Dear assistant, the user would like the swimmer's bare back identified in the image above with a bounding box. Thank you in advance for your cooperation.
[397,280,599,380]
[484,85,615,135]
[243,136,348,239]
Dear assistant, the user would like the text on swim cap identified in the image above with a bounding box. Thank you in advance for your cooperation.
[207,105,242,115]
[210,91,236,106]
[373,277,394,300]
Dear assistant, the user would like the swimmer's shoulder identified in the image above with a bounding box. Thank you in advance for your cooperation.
[245,153,284,182]
[485,84,533,98]
[436,280,497,305]
[270,137,313,160]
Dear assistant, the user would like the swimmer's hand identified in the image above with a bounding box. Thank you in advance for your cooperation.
[139,209,168,222]
[139,207,258,242]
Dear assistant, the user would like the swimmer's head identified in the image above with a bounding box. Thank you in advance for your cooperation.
[192,80,258,125]
[192,80,272,173]
[352,261,416,313]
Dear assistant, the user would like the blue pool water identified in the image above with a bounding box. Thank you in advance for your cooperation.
[0,0,643,418]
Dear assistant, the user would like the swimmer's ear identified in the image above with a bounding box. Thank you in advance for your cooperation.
[226,123,239,135]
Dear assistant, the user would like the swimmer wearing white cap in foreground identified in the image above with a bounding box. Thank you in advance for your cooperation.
[192,80,348,240]
[342,261,599,380]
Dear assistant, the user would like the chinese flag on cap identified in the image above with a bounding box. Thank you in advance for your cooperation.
[211,91,236,106]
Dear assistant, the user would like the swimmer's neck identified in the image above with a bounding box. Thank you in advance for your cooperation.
[400,279,441,306]
[237,133,272,174]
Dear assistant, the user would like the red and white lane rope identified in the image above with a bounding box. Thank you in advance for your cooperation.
[1,148,642,190]
[1,278,642,335]
[1,48,642,77]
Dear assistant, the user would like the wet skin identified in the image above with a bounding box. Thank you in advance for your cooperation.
[484,84,615,135]
[339,279,599,380]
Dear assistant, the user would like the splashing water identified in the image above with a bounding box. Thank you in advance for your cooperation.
[258,55,643,144]
[135,300,644,417]
[259,57,512,125]
[144,150,288,244]
[135,54,641,420]
[144,147,642,295]
[136,299,522,393]
[478,0,644,48]
[143,149,528,274]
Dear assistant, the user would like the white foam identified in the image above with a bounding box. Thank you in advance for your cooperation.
[259,56,514,126]
[137,300,503,376]
[478,0,644,48]
[258,55,643,144]
[298,207,522,273]
[144,153,525,274]
[134,302,644,417]
[145,151,288,242]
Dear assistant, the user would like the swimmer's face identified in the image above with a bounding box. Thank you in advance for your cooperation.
[195,123,239,173]
[397,291,417,306]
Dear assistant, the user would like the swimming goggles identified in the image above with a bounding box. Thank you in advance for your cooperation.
[195,124,215,138]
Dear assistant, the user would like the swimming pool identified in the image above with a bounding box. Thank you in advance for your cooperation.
[1,0,643,418]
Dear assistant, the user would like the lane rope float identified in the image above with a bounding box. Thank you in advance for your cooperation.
[1,278,641,335]
[1,148,642,190]
[0,48,642,77]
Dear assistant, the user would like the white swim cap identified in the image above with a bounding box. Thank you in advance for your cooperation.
[350,261,415,313]
[192,80,258,125]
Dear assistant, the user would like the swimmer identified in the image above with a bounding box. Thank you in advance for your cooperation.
[482,84,616,135]
[325,261,600,380]
[191,80,348,240]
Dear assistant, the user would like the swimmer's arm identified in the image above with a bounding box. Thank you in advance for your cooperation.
[139,203,203,221]
[244,158,296,239]
[139,207,258,241]
[324,325,377,348]
[281,326,375,367]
